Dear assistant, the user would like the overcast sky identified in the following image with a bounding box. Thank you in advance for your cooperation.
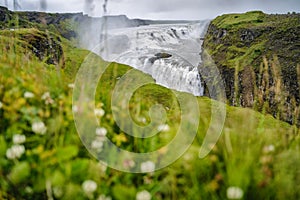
[1,0,300,20]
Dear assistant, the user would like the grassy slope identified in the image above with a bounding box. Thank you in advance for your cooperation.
[204,11,300,70]
[0,27,299,199]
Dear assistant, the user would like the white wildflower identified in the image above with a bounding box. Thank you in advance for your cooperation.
[96,127,107,137]
[82,180,97,194]
[91,139,104,150]
[24,91,35,99]
[138,117,147,123]
[68,83,75,89]
[98,162,108,172]
[136,190,151,200]
[157,124,170,132]
[32,122,47,135]
[227,186,244,199]
[13,134,26,144]
[263,145,275,154]
[123,159,136,168]
[260,155,273,165]
[141,161,155,173]
[53,187,63,198]
[6,145,25,160]
[94,108,105,117]
[98,194,112,200]
[25,186,33,194]
[41,92,50,100]
[0,101,3,109]
[41,92,54,105]
[72,105,79,113]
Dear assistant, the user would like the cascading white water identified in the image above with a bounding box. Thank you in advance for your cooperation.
[92,20,210,96]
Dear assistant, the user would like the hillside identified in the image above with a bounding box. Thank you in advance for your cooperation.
[202,11,300,124]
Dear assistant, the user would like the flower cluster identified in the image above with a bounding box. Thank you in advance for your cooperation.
[95,108,105,117]
[82,180,97,194]
[32,121,47,135]
[157,124,170,132]
[226,186,244,199]
[41,92,54,105]
[96,127,107,137]
[262,145,275,154]
[6,134,27,160]
[136,190,151,200]
[68,83,75,89]
[13,134,26,144]
[24,91,35,99]
[141,161,155,173]
[91,127,108,152]
[72,105,79,113]
[6,145,25,160]
[123,159,136,169]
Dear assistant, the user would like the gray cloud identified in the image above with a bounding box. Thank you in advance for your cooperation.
[1,0,299,19]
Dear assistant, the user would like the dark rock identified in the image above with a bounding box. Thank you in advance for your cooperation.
[171,28,179,38]
[240,30,255,41]
[155,52,172,59]
[19,30,64,65]
[147,53,172,64]
[0,6,11,23]
[149,57,158,64]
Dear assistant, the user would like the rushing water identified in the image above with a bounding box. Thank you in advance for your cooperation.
[90,20,210,96]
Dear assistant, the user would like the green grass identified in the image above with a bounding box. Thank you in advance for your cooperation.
[226,42,265,68]
[204,11,300,70]
[0,27,299,200]
[212,11,265,29]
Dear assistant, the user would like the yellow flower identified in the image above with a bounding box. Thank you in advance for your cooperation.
[113,133,127,146]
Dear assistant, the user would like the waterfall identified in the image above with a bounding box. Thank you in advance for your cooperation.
[39,0,47,11]
[96,20,210,96]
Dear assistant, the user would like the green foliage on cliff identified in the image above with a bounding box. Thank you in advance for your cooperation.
[212,11,265,29]
[203,11,300,125]
[204,11,300,70]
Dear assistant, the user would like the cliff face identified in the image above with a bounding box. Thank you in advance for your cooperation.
[202,11,300,124]
[0,6,150,66]
[0,6,149,39]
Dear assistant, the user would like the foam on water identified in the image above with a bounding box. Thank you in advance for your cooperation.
[95,20,210,96]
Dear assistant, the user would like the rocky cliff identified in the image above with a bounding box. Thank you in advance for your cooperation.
[202,11,300,124]
[0,6,149,39]
[0,6,151,66]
